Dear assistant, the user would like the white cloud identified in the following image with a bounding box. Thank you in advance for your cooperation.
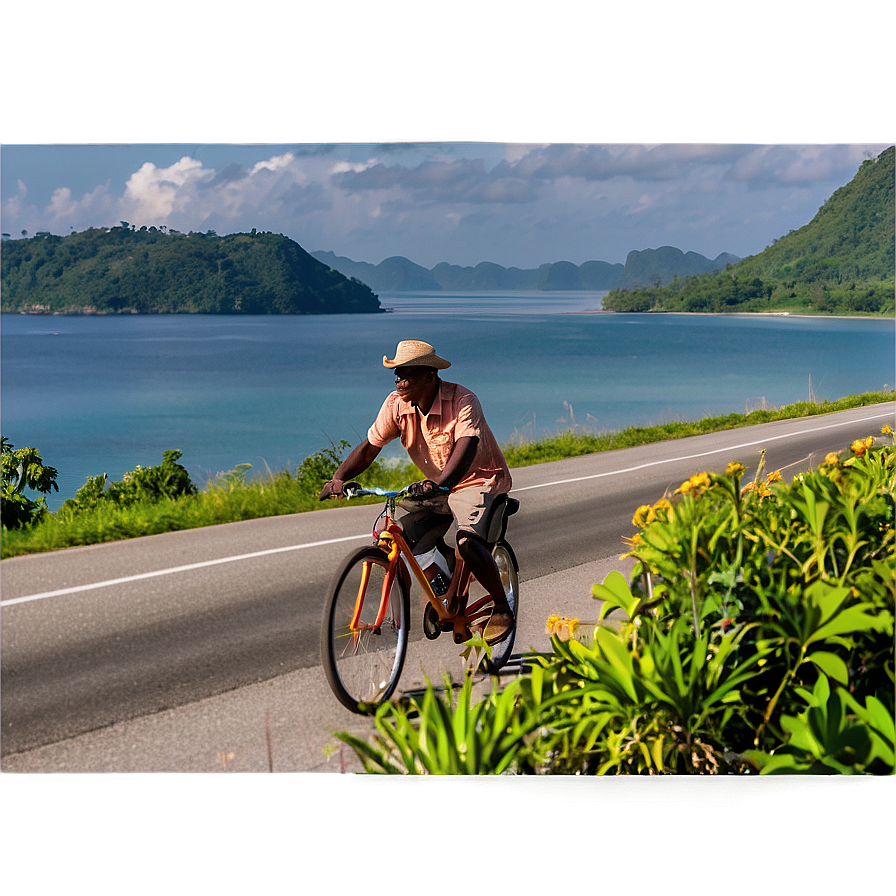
[1,179,28,224]
[121,157,213,221]
[249,153,295,176]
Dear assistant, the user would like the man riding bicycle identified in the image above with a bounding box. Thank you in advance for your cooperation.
[319,339,515,644]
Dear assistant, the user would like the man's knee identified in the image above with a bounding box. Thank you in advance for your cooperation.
[456,529,490,555]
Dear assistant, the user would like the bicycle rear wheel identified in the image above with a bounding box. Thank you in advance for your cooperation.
[482,541,519,674]
[321,546,410,714]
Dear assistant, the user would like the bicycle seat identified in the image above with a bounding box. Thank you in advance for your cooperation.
[485,494,520,543]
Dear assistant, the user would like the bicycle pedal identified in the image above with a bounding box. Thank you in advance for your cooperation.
[423,603,445,640]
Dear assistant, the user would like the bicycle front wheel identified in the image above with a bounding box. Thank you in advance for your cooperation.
[321,546,410,714]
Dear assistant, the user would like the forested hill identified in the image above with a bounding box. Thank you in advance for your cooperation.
[310,247,738,292]
[602,145,895,316]
[1,226,382,314]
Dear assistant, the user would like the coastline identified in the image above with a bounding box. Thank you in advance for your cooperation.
[571,309,894,321]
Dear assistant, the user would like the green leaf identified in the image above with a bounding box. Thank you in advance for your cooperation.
[592,570,639,619]
[594,627,638,702]
[809,603,885,644]
[807,651,850,686]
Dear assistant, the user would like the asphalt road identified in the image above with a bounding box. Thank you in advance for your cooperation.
[1,402,892,767]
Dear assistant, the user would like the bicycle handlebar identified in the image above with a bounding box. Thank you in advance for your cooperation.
[342,482,403,499]
[341,481,450,500]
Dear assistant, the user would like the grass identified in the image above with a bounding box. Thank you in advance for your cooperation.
[2,389,893,560]
[502,390,895,466]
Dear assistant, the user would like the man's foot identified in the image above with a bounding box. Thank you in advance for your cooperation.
[483,605,514,645]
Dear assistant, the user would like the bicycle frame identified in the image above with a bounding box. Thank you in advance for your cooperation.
[356,493,497,644]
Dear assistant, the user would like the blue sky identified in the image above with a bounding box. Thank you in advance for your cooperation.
[2,7,891,271]
[2,142,889,269]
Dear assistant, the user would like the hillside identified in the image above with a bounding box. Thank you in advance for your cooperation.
[1,226,382,314]
[310,246,737,293]
[602,145,895,315]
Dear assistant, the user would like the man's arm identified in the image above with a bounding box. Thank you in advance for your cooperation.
[318,439,382,500]
[407,435,479,499]
[436,435,479,490]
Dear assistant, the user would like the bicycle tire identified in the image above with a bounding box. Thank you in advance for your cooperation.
[321,545,410,714]
[482,541,519,674]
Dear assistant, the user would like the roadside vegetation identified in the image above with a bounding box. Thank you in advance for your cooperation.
[1,389,893,559]
[335,428,895,775]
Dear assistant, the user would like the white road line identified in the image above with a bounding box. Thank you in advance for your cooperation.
[1,533,371,607]
[512,410,893,492]
[4,408,891,607]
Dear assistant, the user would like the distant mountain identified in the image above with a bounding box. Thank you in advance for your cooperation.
[622,247,741,288]
[430,261,543,290]
[311,249,737,293]
[602,145,895,315]
[2,227,383,314]
[312,251,441,291]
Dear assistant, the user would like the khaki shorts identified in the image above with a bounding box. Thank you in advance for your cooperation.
[396,489,503,553]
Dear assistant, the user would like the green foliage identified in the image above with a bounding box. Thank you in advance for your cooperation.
[60,450,197,514]
[333,672,539,774]
[1,226,382,315]
[742,675,895,774]
[292,440,353,496]
[333,432,894,775]
[603,146,895,316]
[1,437,59,529]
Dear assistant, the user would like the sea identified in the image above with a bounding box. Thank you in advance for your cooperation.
[2,291,894,511]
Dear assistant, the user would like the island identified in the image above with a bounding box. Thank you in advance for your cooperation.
[0,227,383,315]
[601,145,895,316]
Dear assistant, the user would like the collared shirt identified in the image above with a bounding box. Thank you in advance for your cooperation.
[367,380,512,494]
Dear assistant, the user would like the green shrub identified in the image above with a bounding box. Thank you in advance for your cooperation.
[335,430,895,775]
[61,449,196,514]
[1,437,59,529]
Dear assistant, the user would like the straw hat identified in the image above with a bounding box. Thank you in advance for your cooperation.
[382,339,451,370]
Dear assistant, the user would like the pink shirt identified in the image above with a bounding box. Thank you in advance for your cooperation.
[367,380,512,494]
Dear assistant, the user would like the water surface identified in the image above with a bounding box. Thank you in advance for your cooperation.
[2,293,892,508]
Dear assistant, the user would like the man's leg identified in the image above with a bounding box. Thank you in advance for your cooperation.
[449,489,514,644]
[395,495,452,553]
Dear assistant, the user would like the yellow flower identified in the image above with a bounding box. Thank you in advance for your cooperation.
[824,452,840,466]
[851,437,874,457]
[545,615,579,641]
[726,461,746,477]
[632,505,652,528]
[882,425,893,435]
[765,470,782,484]
[676,471,711,496]
[652,498,674,523]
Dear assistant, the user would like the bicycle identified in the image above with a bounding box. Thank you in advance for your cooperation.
[320,482,520,714]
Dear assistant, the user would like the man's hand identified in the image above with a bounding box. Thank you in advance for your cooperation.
[407,479,445,500]
[318,479,344,501]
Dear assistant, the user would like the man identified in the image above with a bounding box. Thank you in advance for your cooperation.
[319,339,515,644]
